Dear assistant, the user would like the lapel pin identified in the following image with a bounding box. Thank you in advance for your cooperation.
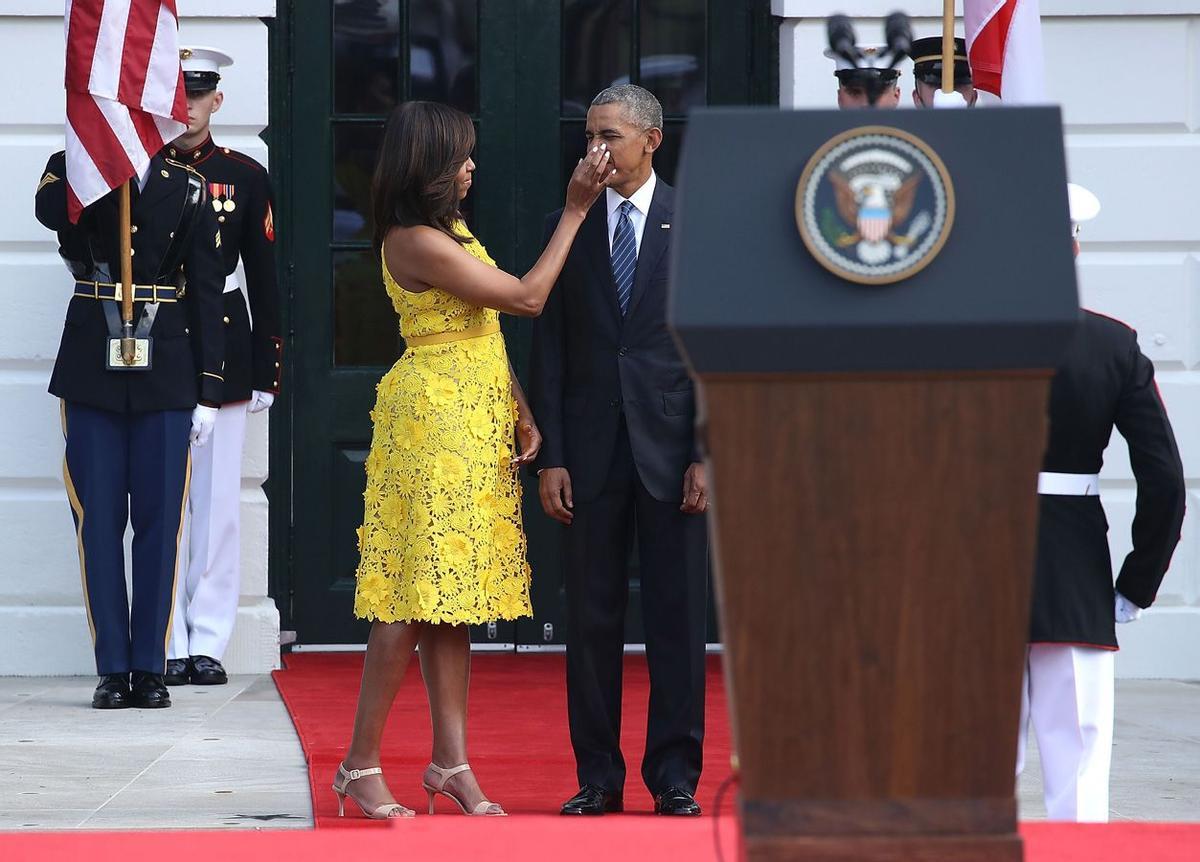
[661,223,670,229]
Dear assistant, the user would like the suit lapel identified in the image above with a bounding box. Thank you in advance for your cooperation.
[581,197,622,326]
[624,182,672,322]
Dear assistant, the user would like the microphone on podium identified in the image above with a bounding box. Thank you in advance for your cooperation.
[884,12,913,67]
[826,14,859,65]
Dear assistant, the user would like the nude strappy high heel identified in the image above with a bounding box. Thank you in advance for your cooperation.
[422,762,506,816]
[333,763,415,819]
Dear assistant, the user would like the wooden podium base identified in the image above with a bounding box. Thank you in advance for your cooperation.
[744,833,1021,862]
[702,375,1050,862]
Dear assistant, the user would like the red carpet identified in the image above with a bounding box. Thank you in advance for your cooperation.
[1,652,1196,860]
[270,652,733,821]
[5,822,1200,862]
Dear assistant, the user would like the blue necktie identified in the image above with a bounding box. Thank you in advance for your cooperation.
[611,200,637,316]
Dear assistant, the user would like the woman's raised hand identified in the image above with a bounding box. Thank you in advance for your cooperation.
[565,144,614,216]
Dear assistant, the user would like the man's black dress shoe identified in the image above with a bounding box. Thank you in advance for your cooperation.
[189,655,228,685]
[164,659,191,686]
[130,672,171,709]
[560,784,623,815]
[92,674,131,709]
[654,786,701,816]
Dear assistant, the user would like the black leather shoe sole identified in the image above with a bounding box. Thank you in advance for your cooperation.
[189,672,228,686]
[91,693,131,709]
[654,806,701,816]
[131,694,171,709]
[654,802,701,816]
[560,799,623,815]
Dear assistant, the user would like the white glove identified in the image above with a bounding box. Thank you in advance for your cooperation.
[248,390,275,414]
[932,89,970,109]
[1115,592,1143,624]
[190,405,219,448]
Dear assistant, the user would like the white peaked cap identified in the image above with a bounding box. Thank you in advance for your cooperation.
[179,46,234,74]
[823,45,893,72]
[1067,183,1101,224]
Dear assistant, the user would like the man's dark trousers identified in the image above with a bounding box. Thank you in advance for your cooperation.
[62,401,191,675]
[565,418,707,796]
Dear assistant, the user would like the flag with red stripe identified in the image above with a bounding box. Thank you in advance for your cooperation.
[965,0,1046,103]
[63,0,188,222]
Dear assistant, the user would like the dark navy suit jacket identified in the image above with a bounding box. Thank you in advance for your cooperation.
[531,179,699,504]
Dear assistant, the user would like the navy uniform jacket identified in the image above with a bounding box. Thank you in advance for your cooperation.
[166,135,282,401]
[1033,311,1186,648]
[36,150,225,411]
[530,180,700,503]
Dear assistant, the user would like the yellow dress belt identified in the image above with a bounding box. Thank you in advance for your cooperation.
[74,280,179,303]
[404,320,500,347]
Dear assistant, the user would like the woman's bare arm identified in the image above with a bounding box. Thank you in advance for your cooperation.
[383,145,612,318]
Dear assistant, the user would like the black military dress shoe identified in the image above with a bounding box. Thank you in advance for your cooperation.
[164,659,191,686]
[560,784,623,815]
[189,655,228,685]
[92,674,131,709]
[130,672,171,709]
[654,786,701,816]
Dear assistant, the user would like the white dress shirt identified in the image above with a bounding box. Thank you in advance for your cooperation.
[605,171,657,255]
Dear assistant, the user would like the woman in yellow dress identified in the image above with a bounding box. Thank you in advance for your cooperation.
[332,101,613,819]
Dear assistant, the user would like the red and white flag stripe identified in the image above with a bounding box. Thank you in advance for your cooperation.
[964,0,1047,104]
[63,0,188,221]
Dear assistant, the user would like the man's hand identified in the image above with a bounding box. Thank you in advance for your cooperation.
[539,467,574,525]
[190,404,219,448]
[680,462,708,514]
[248,390,275,414]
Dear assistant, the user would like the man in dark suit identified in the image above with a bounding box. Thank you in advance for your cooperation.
[1016,183,1185,821]
[531,84,708,817]
[36,149,225,709]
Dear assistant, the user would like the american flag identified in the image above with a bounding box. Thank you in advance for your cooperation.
[964,0,1047,103]
[64,0,189,222]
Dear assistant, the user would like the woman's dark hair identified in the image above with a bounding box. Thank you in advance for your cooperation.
[371,101,475,249]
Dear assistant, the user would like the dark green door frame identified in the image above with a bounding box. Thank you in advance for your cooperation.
[267,0,779,646]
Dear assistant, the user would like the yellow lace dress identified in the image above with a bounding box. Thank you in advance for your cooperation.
[353,227,533,625]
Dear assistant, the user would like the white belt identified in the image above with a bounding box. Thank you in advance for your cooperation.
[223,273,241,294]
[1038,472,1100,496]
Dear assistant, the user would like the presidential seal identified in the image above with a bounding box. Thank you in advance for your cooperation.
[795,126,954,285]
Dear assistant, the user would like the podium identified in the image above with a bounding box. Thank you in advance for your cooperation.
[670,108,1077,861]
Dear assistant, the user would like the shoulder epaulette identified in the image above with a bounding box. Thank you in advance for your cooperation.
[220,148,268,173]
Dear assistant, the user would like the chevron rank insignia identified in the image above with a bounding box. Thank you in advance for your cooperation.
[38,171,60,192]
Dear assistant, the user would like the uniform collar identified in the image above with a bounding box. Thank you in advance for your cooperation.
[167,133,216,165]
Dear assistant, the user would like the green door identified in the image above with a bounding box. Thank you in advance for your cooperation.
[275,0,776,646]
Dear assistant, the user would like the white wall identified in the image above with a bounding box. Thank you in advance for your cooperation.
[0,1,279,675]
[774,1,1200,678]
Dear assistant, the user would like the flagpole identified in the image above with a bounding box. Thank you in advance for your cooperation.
[942,0,956,94]
[118,179,136,365]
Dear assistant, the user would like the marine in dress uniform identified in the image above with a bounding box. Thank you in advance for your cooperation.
[1016,184,1186,821]
[165,47,282,687]
[909,36,978,108]
[823,45,902,109]
[35,149,226,709]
